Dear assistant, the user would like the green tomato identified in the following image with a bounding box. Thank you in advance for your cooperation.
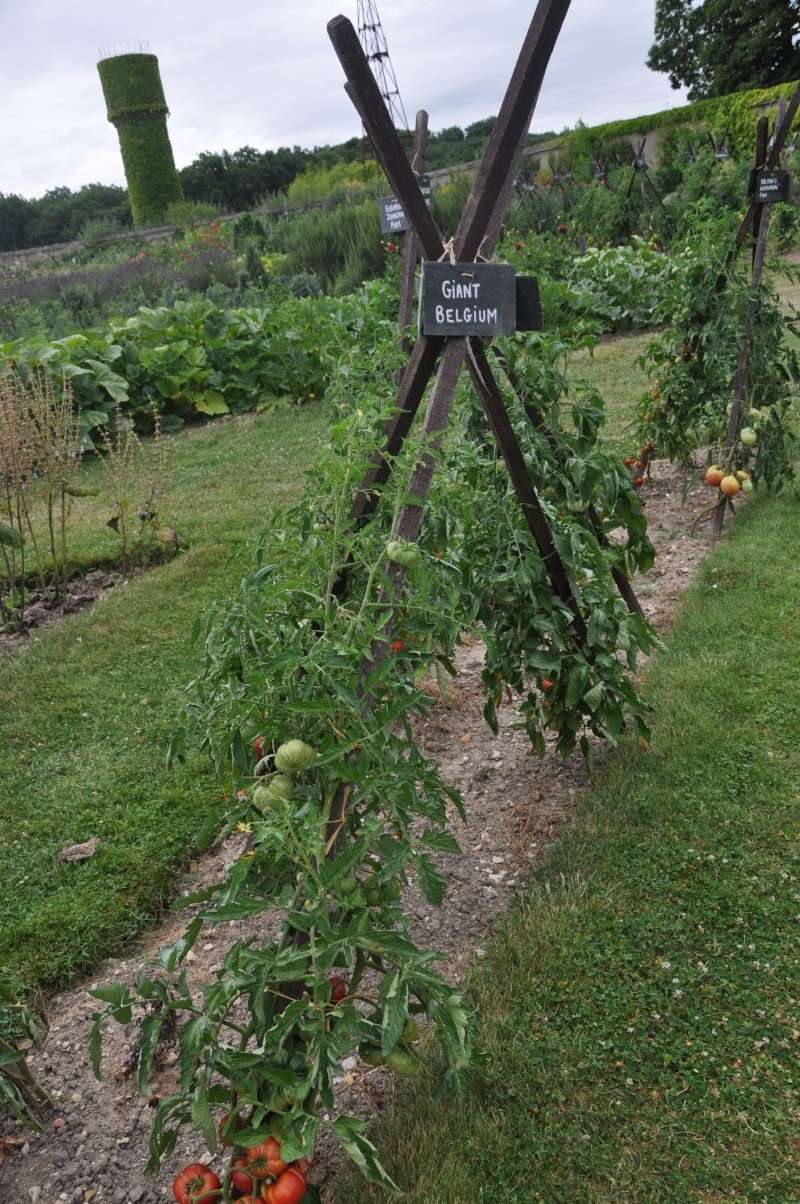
[359,1044,387,1068]
[386,1047,422,1076]
[252,783,285,810]
[338,872,359,896]
[268,774,295,800]
[274,739,316,774]
[402,1020,420,1044]
[742,478,754,495]
[740,427,757,448]
[386,539,421,568]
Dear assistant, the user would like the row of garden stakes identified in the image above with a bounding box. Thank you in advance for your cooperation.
[625,135,663,214]
[711,84,800,539]
[312,0,649,864]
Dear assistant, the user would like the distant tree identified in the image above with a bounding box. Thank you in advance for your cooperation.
[648,0,800,99]
[0,194,31,251]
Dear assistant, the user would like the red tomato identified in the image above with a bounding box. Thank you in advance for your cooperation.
[231,1156,255,1196]
[390,639,405,653]
[541,678,555,691]
[172,1163,222,1204]
[244,1137,287,1179]
[262,1166,307,1204]
[633,476,646,487]
[329,975,348,1003]
[252,735,266,759]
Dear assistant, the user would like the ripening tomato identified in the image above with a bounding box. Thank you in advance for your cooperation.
[262,1166,308,1204]
[172,1163,221,1204]
[244,1137,287,1179]
[705,465,725,488]
[720,475,741,497]
[231,1157,255,1196]
[329,975,348,1003]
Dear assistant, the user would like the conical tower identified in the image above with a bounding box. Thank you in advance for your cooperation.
[356,1,409,130]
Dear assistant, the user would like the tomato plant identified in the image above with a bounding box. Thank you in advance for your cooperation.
[0,970,49,1128]
[633,203,799,490]
[89,315,655,1195]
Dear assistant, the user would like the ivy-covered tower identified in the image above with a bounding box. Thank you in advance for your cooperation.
[97,43,183,228]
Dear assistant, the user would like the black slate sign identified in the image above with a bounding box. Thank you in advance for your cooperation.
[516,276,543,332]
[420,262,518,337]
[378,174,433,235]
[750,169,791,204]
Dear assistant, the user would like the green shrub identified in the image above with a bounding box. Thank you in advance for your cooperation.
[165,199,219,228]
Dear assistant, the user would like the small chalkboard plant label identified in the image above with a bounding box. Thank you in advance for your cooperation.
[379,173,432,234]
[750,169,791,204]
[420,261,518,336]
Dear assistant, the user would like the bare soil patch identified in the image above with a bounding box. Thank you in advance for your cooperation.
[0,457,732,1204]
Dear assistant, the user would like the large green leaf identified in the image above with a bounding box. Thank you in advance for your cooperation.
[195,391,230,416]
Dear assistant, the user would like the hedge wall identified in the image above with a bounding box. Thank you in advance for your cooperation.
[97,53,182,229]
[585,80,800,160]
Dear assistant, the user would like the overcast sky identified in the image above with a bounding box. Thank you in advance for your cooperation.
[2,1,687,199]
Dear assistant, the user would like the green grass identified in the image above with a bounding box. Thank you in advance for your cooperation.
[332,487,800,1203]
[0,405,326,992]
[570,333,650,456]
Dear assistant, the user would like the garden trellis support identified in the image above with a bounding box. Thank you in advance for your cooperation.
[337,15,643,621]
[734,84,800,253]
[320,0,584,858]
[711,102,793,539]
[398,110,430,337]
[626,137,662,215]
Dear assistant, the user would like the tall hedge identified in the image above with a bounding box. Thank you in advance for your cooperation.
[97,53,182,229]
[583,79,800,160]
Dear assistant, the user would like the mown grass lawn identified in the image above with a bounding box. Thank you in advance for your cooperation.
[332,485,800,1203]
[0,404,326,992]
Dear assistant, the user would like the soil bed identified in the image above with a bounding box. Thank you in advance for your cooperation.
[0,555,175,658]
[0,458,729,1204]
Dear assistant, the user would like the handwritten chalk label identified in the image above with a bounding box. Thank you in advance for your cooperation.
[751,170,791,204]
[378,173,433,235]
[420,262,517,337]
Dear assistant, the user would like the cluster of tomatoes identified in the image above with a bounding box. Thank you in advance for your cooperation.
[172,1137,311,1204]
[703,464,753,497]
[624,440,655,489]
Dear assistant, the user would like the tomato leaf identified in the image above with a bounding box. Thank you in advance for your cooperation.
[332,1115,399,1193]
[137,1011,166,1096]
[416,854,445,907]
[379,970,409,1056]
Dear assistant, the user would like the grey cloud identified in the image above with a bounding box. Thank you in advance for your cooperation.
[1,1,686,197]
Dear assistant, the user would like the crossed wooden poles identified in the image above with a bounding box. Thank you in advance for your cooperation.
[316,0,647,856]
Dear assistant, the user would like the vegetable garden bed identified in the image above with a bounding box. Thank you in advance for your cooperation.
[0,454,738,1201]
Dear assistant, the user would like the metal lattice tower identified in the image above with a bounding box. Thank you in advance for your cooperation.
[356,1,409,130]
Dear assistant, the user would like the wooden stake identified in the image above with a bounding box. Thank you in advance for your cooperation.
[398,110,429,337]
[711,116,774,540]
